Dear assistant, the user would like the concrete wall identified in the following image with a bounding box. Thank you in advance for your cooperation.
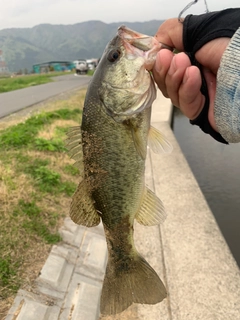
[133,91,240,320]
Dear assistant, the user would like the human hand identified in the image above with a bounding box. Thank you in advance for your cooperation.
[152,18,230,132]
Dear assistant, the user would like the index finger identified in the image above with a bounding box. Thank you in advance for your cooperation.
[155,18,184,52]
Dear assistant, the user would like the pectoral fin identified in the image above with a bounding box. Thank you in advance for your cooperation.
[70,179,100,227]
[66,126,83,169]
[130,123,147,160]
[148,126,172,154]
[136,187,166,225]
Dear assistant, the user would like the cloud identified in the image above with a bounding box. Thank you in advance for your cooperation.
[0,0,239,30]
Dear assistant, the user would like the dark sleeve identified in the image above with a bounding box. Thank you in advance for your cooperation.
[182,8,240,144]
[183,8,240,53]
[186,52,228,144]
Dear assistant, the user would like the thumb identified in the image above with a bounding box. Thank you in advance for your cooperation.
[155,18,184,51]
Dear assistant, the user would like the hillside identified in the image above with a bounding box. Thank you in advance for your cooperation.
[0,20,164,72]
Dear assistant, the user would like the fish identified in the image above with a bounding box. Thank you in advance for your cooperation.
[66,25,172,315]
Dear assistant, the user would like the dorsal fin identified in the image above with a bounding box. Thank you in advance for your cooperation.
[65,126,83,169]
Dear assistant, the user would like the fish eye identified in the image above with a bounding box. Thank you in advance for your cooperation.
[107,49,121,62]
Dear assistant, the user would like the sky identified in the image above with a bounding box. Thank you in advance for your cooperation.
[0,0,239,30]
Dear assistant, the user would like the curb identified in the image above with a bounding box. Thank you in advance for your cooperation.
[6,220,107,320]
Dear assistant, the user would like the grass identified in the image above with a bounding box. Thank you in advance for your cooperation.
[0,70,92,93]
[14,199,62,244]
[23,158,76,195]
[0,75,54,93]
[0,108,80,149]
[0,89,86,319]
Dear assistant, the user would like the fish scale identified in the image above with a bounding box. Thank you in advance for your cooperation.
[82,98,145,226]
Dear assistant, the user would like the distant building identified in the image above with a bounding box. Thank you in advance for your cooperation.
[33,61,75,74]
[0,50,9,74]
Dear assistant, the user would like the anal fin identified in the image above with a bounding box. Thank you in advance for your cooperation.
[70,179,100,227]
[135,187,166,225]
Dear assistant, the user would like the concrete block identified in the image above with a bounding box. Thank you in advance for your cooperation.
[5,290,60,320]
[37,250,75,299]
[63,217,79,233]
[87,222,105,236]
[59,274,102,320]
[51,243,79,265]
[76,231,107,281]
[59,217,86,247]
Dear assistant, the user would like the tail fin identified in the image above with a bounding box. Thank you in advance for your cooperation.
[100,253,167,315]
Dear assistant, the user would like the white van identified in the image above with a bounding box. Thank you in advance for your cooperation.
[74,60,88,74]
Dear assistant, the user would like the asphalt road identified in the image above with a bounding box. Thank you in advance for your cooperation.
[0,74,91,118]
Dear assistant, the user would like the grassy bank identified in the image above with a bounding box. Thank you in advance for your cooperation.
[0,74,54,93]
[0,89,86,318]
[0,70,93,93]
[0,72,76,93]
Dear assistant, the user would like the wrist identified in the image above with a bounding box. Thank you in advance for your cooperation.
[195,38,230,75]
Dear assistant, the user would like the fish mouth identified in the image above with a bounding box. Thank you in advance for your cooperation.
[117,25,161,70]
[101,26,159,122]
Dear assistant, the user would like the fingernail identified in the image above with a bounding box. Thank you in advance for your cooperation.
[154,51,162,73]
[168,57,176,76]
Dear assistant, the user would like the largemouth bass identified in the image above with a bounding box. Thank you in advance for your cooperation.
[67,26,171,315]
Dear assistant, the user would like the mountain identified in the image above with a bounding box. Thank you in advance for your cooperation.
[0,20,164,72]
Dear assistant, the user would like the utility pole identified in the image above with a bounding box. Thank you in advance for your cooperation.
[0,50,9,75]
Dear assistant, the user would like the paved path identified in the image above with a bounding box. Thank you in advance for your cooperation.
[0,74,90,118]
